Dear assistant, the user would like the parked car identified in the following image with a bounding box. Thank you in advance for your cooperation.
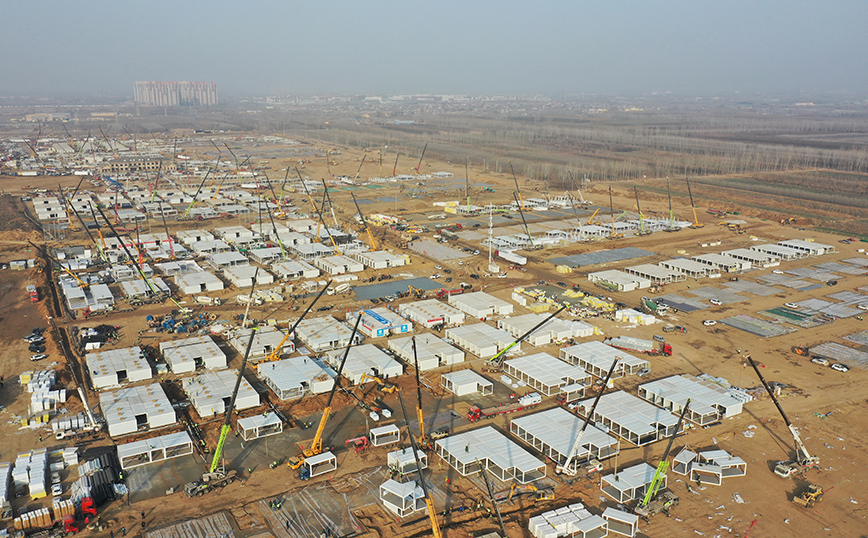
[784,302,798,309]
[831,363,850,372]
[636,368,651,377]
[811,357,829,366]
[653,335,666,342]
[674,326,688,333]
[709,299,723,306]
[435,265,443,270]
[857,304,868,311]
[703,320,717,326]
[826,280,838,286]
[30,354,48,361]
[772,270,785,274]
[24,334,45,343]
[29,345,46,353]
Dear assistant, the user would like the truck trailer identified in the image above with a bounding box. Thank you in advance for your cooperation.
[466,392,542,422]
[605,336,672,356]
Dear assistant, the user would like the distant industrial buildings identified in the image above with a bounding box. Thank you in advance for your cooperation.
[134,81,218,106]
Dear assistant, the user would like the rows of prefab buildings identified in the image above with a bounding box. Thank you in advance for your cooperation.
[587,238,838,291]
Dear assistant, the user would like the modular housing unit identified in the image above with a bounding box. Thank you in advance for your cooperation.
[387,447,428,475]
[389,333,465,371]
[117,431,193,470]
[449,291,514,319]
[353,250,408,269]
[313,254,364,275]
[295,316,361,353]
[237,413,283,441]
[99,383,175,438]
[441,370,494,397]
[528,503,608,538]
[637,374,744,425]
[159,335,227,374]
[86,346,152,390]
[624,264,686,284]
[229,326,294,361]
[175,272,224,294]
[504,353,591,397]
[600,462,660,503]
[587,269,651,292]
[445,323,517,358]
[224,265,274,287]
[778,239,835,256]
[257,356,335,399]
[398,299,466,328]
[576,391,680,446]
[559,341,649,379]
[325,344,402,385]
[370,424,401,447]
[182,369,260,417]
[435,426,546,484]
[380,479,426,517]
[271,259,320,280]
[347,308,413,338]
[498,314,596,346]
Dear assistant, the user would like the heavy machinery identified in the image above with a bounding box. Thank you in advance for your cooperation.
[410,336,429,448]
[488,305,568,366]
[29,242,90,290]
[396,391,442,538]
[345,436,371,453]
[585,207,601,226]
[665,178,679,231]
[748,356,820,477]
[634,186,652,236]
[476,459,508,537]
[261,282,332,363]
[350,192,378,250]
[793,483,824,508]
[467,392,542,422]
[556,360,619,476]
[608,186,624,239]
[641,296,669,315]
[357,370,397,393]
[185,270,264,497]
[288,315,363,470]
[505,483,555,503]
[633,400,691,520]
[685,177,704,229]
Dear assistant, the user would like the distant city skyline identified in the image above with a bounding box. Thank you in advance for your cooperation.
[2,1,867,99]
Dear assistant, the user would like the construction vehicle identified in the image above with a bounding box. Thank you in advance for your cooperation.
[641,296,669,315]
[261,282,332,363]
[27,284,39,302]
[396,392,442,538]
[793,483,824,508]
[780,217,797,225]
[748,356,820,477]
[605,336,673,357]
[185,270,265,497]
[350,192,378,250]
[608,187,624,239]
[434,287,464,299]
[411,336,429,448]
[556,360,619,476]
[685,177,704,229]
[488,305,568,366]
[408,284,425,299]
[357,370,397,393]
[585,207,601,226]
[288,316,363,470]
[29,242,91,291]
[467,392,542,422]
[345,436,371,453]
[634,186,652,236]
[504,483,555,503]
[633,400,691,520]
[792,346,809,356]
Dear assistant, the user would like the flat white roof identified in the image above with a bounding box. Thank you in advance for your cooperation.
[159,335,225,369]
[589,269,648,286]
[182,369,259,415]
[237,413,283,431]
[578,390,678,440]
[116,431,191,460]
[446,323,515,348]
[561,340,649,371]
[505,352,590,388]
[86,346,151,384]
[660,258,712,274]
[627,264,682,280]
[692,253,743,267]
[296,316,355,345]
[209,251,249,265]
[399,299,465,322]
[99,383,174,431]
[450,291,512,314]
[436,426,544,475]
[512,407,620,462]
[639,374,744,418]
[326,344,401,378]
[257,356,333,392]
[441,369,493,389]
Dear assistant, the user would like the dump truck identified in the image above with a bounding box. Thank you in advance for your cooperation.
[641,296,669,315]
[467,392,542,422]
[605,336,672,357]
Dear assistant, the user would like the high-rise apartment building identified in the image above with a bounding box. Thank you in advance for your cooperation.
[134,81,218,106]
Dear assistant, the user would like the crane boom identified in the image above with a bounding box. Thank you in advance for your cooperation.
[416,142,428,174]
[489,305,568,365]
[29,241,89,289]
[509,161,524,210]
[512,191,535,248]
[411,336,425,445]
[748,357,818,470]
[640,399,691,508]
[685,176,702,228]
[263,281,333,363]
[397,392,443,538]
[559,359,619,474]
[666,178,675,229]
[210,268,261,473]
[350,192,378,250]
[634,186,645,233]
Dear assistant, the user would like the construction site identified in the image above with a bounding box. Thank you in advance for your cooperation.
[0,126,867,538]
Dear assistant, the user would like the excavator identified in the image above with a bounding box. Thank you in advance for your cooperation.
[287,315,363,472]
[185,269,263,497]
[633,400,691,520]
[555,359,619,476]
[396,392,443,538]
[585,207,601,226]
[748,356,820,477]
[260,282,332,363]
[357,369,397,394]
[506,483,555,503]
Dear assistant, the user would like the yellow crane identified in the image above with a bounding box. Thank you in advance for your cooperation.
[685,176,704,229]
[586,207,601,226]
[287,315,362,470]
[397,392,443,538]
[350,192,378,250]
[608,186,624,239]
[411,336,428,448]
[261,282,332,363]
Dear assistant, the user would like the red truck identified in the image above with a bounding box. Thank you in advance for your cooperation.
[467,393,542,422]
[435,288,464,299]
[27,284,39,302]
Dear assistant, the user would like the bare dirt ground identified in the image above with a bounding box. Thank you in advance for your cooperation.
[1,137,867,538]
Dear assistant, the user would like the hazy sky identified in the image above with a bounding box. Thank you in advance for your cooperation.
[3,1,867,98]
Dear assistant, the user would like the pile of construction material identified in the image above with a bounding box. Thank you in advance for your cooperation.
[14,449,48,500]
[528,502,608,538]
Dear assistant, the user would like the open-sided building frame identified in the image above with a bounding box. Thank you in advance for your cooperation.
[559,341,649,379]
[637,374,744,425]
[576,391,679,446]
[504,352,591,397]
[435,426,545,484]
[117,431,193,470]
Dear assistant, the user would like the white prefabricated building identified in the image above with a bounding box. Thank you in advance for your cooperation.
[117,431,193,470]
[614,308,655,326]
[86,346,152,390]
[380,479,426,517]
[388,333,465,371]
[398,299,466,328]
[497,313,595,346]
[271,260,320,280]
[449,291,514,319]
[600,462,660,503]
[182,369,260,417]
[510,407,620,471]
[347,308,413,338]
[587,269,651,292]
[435,426,546,484]
[528,503,609,538]
[302,451,337,479]
[445,323,517,358]
[441,370,494,397]
[159,335,226,374]
[257,356,335,400]
[237,412,284,441]
[370,424,401,447]
[229,326,294,361]
[504,352,591,397]
[314,254,364,275]
[295,316,361,353]
[175,272,225,294]
[387,447,428,475]
[559,341,650,379]
[576,391,680,447]
[99,383,175,438]
[637,374,744,425]
[325,344,402,385]
[354,250,408,269]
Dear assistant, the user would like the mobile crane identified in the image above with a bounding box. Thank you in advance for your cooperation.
[29,242,91,291]
[411,336,428,448]
[555,359,619,476]
[287,315,363,471]
[748,356,820,477]
[351,191,378,250]
[185,269,262,497]
[633,400,691,520]
[488,305,568,367]
[608,187,624,239]
[397,391,443,538]
[261,282,332,363]
[685,177,704,229]
[634,186,652,236]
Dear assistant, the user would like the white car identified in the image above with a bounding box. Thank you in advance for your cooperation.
[811,357,829,366]
[784,302,798,309]
[435,265,443,270]
[772,270,785,274]
[702,320,717,326]
[30,354,48,361]
[857,304,868,311]
[51,483,63,496]
[831,363,850,373]
[709,299,723,306]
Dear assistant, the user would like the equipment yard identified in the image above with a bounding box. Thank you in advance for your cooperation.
[1,129,868,538]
